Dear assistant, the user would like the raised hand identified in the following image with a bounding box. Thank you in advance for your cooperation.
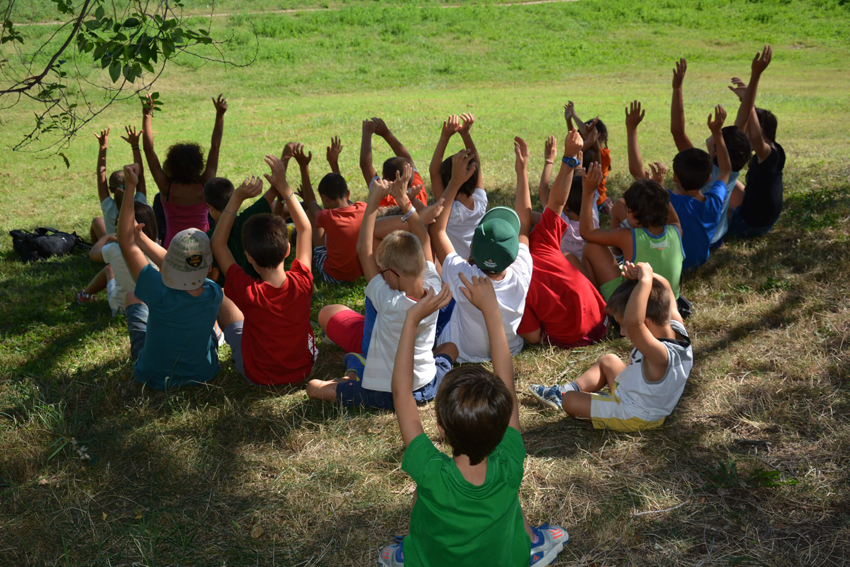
[563,101,575,123]
[544,135,557,162]
[371,117,389,137]
[583,162,603,196]
[326,136,343,164]
[564,128,583,157]
[95,127,110,149]
[648,162,667,184]
[621,260,653,282]
[281,141,298,162]
[752,45,772,76]
[362,119,376,135]
[625,100,645,131]
[442,114,460,138]
[212,94,228,116]
[514,136,529,171]
[123,163,140,187]
[581,116,599,138]
[458,273,498,312]
[293,143,312,167]
[141,93,156,116]
[450,149,476,184]
[407,285,453,324]
[419,198,446,225]
[235,176,263,200]
[264,154,289,191]
[390,163,413,202]
[707,104,727,133]
[459,113,475,135]
[407,183,424,201]
[370,177,393,202]
[672,58,687,89]
[120,125,141,147]
[728,77,748,101]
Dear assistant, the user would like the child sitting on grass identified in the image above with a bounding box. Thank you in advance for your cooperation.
[306,165,455,409]
[565,101,612,214]
[431,148,533,363]
[529,261,692,432]
[429,113,487,260]
[580,161,684,302]
[212,157,318,386]
[290,143,368,283]
[516,132,608,349]
[360,117,429,209]
[116,163,223,390]
[379,274,567,567]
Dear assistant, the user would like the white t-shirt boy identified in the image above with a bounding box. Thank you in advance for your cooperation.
[101,242,157,315]
[101,192,148,235]
[362,262,442,393]
[445,188,487,260]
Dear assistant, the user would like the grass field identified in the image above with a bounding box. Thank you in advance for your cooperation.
[2,0,850,565]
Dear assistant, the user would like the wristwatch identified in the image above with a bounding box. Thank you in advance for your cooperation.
[562,155,580,168]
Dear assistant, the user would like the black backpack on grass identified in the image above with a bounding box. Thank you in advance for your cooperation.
[9,228,90,263]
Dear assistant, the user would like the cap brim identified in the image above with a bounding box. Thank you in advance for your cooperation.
[480,206,520,235]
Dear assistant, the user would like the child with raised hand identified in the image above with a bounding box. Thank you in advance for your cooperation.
[212,159,318,387]
[726,46,783,238]
[565,101,612,214]
[580,158,684,302]
[517,131,608,350]
[360,117,428,209]
[429,113,487,260]
[529,261,693,432]
[116,163,223,390]
[379,274,567,567]
[306,164,455,409]
[671,58,752,247]
[141,93,228,248]
[620,100,732,272]
[430,144,533,363]
[292,142,368,283]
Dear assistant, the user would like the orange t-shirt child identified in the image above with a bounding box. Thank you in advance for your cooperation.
[315,201,367,282]
[596,147,612,205]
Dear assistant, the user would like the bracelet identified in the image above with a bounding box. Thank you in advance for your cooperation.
[283,192,295,201]
[223,209,238,216]
[544,160,554,165]
[131,145,139,150]
[401,208,416,223]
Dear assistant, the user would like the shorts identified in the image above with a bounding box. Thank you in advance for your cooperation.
[325,299,378,356]
[542,316,608,349]
[125,302,150,362]
[313,246,344,284]
[106,278,124,317]
[223,321,254,385]
[588,392,665,431]
[600,275,625,301]
[434,299,456,347]
[336,354,454,410]
[726,208,776,240]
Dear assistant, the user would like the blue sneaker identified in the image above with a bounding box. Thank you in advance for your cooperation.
[528,384,564,411]
[529,523,569,566]
[378,535,404,566]
[343,353,366,381]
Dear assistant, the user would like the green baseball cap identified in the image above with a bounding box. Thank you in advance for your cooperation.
[470,206,521,273]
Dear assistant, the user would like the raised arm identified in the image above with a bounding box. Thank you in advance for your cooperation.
[546,130,583,216]
[620,262,671,380]
[265,155,312,268]
[432,150,476,263]
[580,163,631,249]
[357,177,393,282]
[140,94,169,192]
[202,94,228,183]
[211,176,263,276]
[729,78,772,161]
[373,117,414,166]
[392,286,453,446]
[459,273,520,431]
[537,135,557,207]
[390,165,434,260]
[429,115,459,201]
[708,105,732,185]
[734,46,772,132]
[671,58,694,151]
[120,125,147,197]
[513,137,532,247]
[134,226,167,268]
[326,136,343,174]
[94,128,110,202]
[458,113,483,189]
[359,119,378,186]
[116,164,150,280]
[625,101,648,180]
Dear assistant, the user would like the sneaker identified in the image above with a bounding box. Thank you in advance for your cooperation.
[343,352,366,381]
[75,290,95,305]
[528,384,564,411]
[598,197,613,216]
[529,523,569,566]
[378,536,404,566]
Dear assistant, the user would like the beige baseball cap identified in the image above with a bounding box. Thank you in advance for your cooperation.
[161,228,212,290]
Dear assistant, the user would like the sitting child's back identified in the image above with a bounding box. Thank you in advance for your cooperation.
[315,173,367,282]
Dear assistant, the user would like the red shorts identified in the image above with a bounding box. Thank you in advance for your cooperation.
[542,316,609,349]
[326,309,365,354]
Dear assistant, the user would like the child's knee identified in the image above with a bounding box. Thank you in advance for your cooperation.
[561,391,590,418]
[318,304,348,331]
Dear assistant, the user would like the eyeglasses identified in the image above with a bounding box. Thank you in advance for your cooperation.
[380,268,400,279]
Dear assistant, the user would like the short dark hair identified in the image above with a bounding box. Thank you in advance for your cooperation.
[242,213,289,268]
[756,108,777,143]
[716,126,752,172]
[672,148,713,191]
[440,156,478,198]
[318,173,349,200]
[565,175,584,214]
[435,366,514,466]
[382,156,415,188]
[108,170,125,191]
[163,143,205,185]
[606,277,671,327]
[623,179,669,228]
[203,177,234,213]
[582,147,598,168]
[133,202,159,242]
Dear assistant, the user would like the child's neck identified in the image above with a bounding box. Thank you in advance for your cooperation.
[453,454,488,486]
[455,191,475,210]
[398,275,425,299]
[647,320,679,341]
[209,209,222,222]
[677,187,705,202]
[324,198,350,209]
[184,286,205,297]
[564,209,580,222]
[257,264,288,288]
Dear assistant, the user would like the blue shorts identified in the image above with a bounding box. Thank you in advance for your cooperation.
[335,354,454,410]
[125,303,149,362]
[726,207,776,240]
[313,245,344,284]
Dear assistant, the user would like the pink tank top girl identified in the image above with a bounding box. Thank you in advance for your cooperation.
[162,183,209,248]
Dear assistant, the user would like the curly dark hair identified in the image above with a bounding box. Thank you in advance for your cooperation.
[163,143,205,184]
[623,179,670,228]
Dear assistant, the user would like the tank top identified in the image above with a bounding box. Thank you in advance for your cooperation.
[162,183,209,248]
[631,226,684,299]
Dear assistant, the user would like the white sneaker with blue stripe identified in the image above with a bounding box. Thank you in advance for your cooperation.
[528,384,565,411]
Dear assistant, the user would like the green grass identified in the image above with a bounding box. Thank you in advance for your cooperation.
[2,0,850,565]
